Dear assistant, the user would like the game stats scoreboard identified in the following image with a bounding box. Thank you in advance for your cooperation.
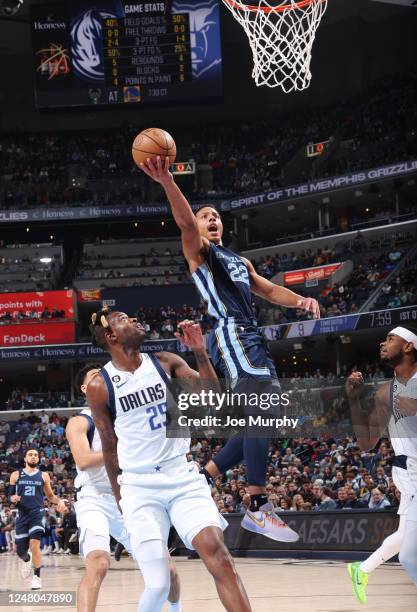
[30,1,222,109]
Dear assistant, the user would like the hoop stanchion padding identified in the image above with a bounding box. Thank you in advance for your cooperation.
[222,0,328,93]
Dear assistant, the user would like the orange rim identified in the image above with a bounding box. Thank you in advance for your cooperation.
[223,0,323,12]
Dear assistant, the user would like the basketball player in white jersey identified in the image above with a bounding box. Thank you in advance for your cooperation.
[87,308,252,612]
[66,364,182,612]
[346,326,417,601]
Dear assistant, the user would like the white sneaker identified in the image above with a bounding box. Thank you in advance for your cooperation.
[64,548,71,554]
[20,551,32,580]
[241,504,299,543]
[31,575,42,590]
[42,545,51,555]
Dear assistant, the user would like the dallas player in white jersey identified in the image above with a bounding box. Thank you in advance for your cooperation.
[87,308,251,612]
[66,364,182,612]
[346,326,417,602]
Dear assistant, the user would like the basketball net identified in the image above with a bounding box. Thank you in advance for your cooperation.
[222,0,328,93]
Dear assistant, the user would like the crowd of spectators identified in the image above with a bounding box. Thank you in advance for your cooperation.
[255,239,407,325]
[76,244,189,286]
[134,304,211,339]
[375,250,417,310]
[313,73,417,181]
[4,392,71,412]
[189,437,399,515]
[0,307,67,325]
[0,409,401,555]
[1,360,388,413]
[0,412,77,554]
[1,73,416,209]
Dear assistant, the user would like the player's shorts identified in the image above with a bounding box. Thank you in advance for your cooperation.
[15,507,45,540]
[74,487,131,558]
[207,318,277,385]
[392,465,415,515]
[119,455,228,551]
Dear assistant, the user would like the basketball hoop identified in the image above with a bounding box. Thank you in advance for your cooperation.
[222,0,328,93]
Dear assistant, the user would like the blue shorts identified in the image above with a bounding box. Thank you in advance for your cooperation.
[207,319,277,386]
[15,507,45,540]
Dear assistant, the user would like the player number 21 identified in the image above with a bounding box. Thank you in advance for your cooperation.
[147,402,167,431]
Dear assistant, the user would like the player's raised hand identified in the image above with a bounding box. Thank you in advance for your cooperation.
[345,371,364,400]
[175,320,205,350]
[139,155,173,186]
[297,297,321,319]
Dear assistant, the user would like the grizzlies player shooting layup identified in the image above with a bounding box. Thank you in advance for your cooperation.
[346,326,417,601]
[66,365,181,612]
[87,311,251,612]
[140,155,319,541]
[8,448,67,590]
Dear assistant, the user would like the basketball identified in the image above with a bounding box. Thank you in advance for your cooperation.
[132,128,176,167]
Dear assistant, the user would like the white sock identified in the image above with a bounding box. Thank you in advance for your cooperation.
[360,515,405,573]
[168,602,181,612]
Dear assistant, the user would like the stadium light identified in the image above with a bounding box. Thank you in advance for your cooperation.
[40,257,52,264]
[0,0,23,16]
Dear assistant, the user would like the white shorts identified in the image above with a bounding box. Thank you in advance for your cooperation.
[119,455,228,551]
[392,466,415,515]
[75,489,131,558]
[405,458,417,521]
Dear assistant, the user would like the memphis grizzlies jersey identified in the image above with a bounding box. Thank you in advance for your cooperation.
[388,372,417,459]
[74,408,111,492]
[192,242,255,322]
[101,353,190,474]
[16,469,44,511]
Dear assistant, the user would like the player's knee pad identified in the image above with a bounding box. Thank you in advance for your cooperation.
[135,539,170,611]
[16,537,29,559]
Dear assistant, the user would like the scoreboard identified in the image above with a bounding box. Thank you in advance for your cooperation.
[30,1,222,109]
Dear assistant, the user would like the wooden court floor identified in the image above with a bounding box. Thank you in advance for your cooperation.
[0,553,416,611]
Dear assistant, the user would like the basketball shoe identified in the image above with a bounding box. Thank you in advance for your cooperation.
[31,575,42,590]
[241,503,299,542]
[20,551,32,580]
[348,561,369,604]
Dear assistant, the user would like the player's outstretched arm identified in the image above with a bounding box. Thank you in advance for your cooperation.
[139,156,207,268]
[159,321,220,394]
[66,416,104,471]
[346,372,389,450]
[87,374,121,503]
[243,258,321,319]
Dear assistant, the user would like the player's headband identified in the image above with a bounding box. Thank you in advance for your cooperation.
[389,327,417,349]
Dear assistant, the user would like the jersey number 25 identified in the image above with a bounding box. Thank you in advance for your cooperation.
[147,402,167,431]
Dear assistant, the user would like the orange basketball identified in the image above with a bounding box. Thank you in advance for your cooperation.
[132,128,176,167]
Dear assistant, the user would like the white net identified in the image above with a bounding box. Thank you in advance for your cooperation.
[222,0,328,93]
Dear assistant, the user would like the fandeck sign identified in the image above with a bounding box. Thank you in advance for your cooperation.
[0,321,76,347]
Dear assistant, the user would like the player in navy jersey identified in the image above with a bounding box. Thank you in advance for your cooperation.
[8,448,67,590]
[140,156,320,542]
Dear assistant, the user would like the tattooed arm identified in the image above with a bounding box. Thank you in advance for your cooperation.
[86,374,121,504]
